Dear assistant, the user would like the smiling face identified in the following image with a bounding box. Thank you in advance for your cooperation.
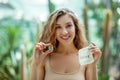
[55,14,75,46]
[40,9,88,50]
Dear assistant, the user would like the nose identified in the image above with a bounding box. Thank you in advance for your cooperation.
[62,28,68,35]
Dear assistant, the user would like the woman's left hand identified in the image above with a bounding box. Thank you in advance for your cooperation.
[89,43,102,66]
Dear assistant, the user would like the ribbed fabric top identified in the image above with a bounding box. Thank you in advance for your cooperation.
[44,56,85,80]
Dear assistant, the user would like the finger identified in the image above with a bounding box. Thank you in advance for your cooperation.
[34,45,40,50]
[37,42,51,49]
[88,46,97,50]
[43,50,52,56]
[91,49,102,57]
[36,42,44,45]
[44,43,52,47]
[91,50,98,54]
[35,52,40,59]
[34,45,43,56]
[38,50,52,61]
[89,48,100,54]
[36,43,45,49]
[33,45,41,54]
[91,42,97,46]
[36,44,46,51]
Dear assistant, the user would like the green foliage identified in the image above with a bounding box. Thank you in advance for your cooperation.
[0,71,10,80]
[85,0,120,77]
[0,25,22,79]
[99,74,109,80]
[0,16,36,79]
[48,0,55,14]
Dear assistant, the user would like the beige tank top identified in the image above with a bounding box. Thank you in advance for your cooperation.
[44,56,85,80]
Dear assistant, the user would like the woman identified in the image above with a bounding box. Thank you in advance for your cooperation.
[30,8,102,80]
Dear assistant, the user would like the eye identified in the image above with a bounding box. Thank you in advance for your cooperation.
[66,24,72,28]
[56,26,61,29]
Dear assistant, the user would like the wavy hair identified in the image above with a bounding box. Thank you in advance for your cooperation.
[37,8,88,50]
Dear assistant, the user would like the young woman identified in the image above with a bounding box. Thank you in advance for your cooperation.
[30,8,102,80]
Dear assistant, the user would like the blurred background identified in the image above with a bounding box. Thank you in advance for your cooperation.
[0,0,120,80]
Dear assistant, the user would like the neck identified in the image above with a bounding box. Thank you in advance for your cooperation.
[56,43,78,54]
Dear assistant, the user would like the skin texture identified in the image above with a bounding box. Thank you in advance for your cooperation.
[30,9,102,80]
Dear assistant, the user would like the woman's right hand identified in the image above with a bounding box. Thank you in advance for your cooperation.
[31,42,53,67]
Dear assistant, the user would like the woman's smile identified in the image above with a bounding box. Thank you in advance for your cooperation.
[60,35,70,40]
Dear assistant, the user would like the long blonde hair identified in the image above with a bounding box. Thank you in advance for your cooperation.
[38,8,88,50]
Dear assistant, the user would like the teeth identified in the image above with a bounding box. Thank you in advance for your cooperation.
[62,37,68,38]
[61,36,69,39]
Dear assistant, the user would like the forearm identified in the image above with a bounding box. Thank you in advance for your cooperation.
[37,65,45,80]
[30,64,37,80]
[85,65,98,80]
[30,62,45,80]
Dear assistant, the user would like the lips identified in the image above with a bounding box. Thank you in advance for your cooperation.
[60,36,70,40]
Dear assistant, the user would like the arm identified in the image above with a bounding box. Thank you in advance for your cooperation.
[30,63,37,80]
[85,65,98,80]
[85,43,102,80]
[30,59,45,80]
[30,42,52,80]
[36,64,45,80]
